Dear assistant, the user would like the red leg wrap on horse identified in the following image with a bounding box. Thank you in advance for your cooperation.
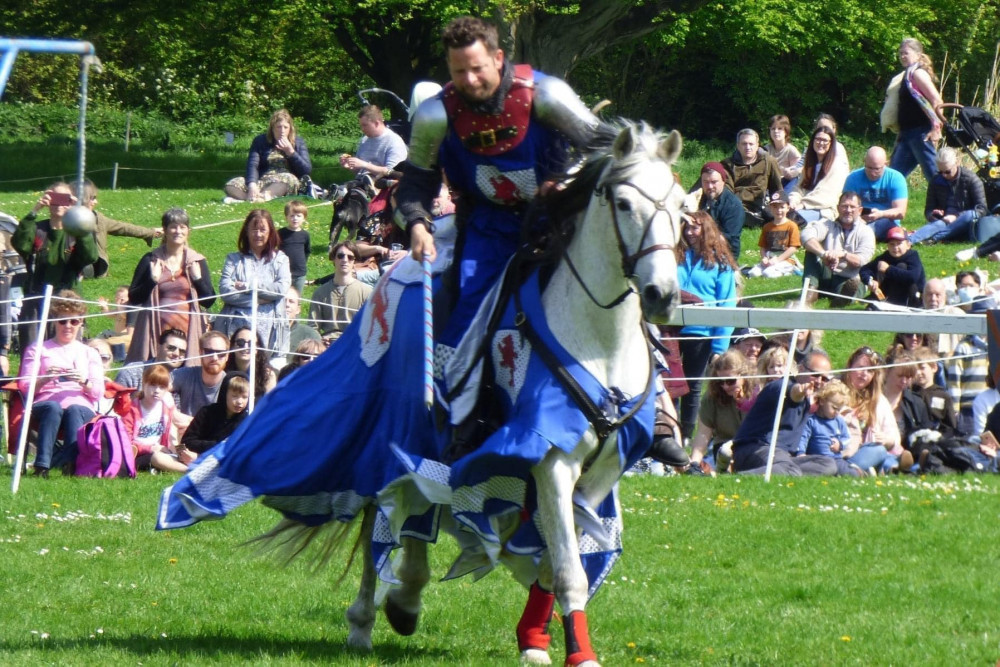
[516,582,556,651]
[563,610,596,665]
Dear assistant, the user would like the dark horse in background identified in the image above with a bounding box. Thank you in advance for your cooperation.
[328,172,402,249]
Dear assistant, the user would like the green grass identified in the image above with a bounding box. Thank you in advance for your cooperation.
[2,471,999,665]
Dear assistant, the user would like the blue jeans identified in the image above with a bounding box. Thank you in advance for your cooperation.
[908,210,978,244]
[868,218,901,242]
[32,401,95,470]
[677,336,714,440]
[795,208,824,224]
[782,176,800,196]
[847,442,888,472]
[973,215,1000,245]
[890,125,938,182]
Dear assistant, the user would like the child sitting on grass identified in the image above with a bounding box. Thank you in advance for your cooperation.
[176,371,250,464]
[744,191,802,278]
[123,364,187,473]
[798,379,864,476]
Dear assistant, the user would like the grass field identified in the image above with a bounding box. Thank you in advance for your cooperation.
[1,134,998,665]
[2,472,999,665]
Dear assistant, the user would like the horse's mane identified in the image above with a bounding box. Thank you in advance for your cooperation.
[529,120,671,262]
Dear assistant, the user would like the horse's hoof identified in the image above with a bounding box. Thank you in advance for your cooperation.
[384,593,420,636]
[519,648,552,665]
[345,629,373,652]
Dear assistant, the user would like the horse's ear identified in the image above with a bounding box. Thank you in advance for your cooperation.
[658,130,683,164]
[612,125,638,159]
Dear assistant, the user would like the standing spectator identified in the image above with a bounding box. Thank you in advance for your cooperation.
[170,331,229,419]
[888,38,943,182]
[694,161,745,258]
[744,191,801,278]
[224,109,311,203]
[225,327,277,400]
[127,208,215,366]
[340,105,408,179]
[177,372,251,464]
[800,191,876,306]
[946,329,989,435]
[217,209,291,357]
[122,364,187,473]
[17,290,102,477]
[675,210,738,440]
[310,241,372,344]
[730,350,838,476]
[858,226,925,307]
[721,128,783,227]
[279,200,311,295]
[12,183,98,347]
[842,147,909,241]
[788,127,849,224]
[764,114,801,194]
[908,147,987,245]
[73,179,163,278]
[116,328,188,391]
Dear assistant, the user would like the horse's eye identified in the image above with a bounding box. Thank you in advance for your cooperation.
[615,199,632,212]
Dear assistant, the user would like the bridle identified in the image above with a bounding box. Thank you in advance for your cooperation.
[561,177,682,310]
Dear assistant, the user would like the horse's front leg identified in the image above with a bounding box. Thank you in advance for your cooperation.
[346,505,376,650]
[533,444,601,667]
[384,537,430,636]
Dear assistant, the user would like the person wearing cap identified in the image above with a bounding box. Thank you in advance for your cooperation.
[842,146,909,241]
[744,191,801,278]
[721,129,783,228]
[695,161,745,257]
[858,225,925,307]
[800,191,876,307]
[730,328,765,365]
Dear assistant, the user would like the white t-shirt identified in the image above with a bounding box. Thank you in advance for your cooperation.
[135,401,165,449]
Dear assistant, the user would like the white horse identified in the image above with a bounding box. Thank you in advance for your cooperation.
[345,121,685,666]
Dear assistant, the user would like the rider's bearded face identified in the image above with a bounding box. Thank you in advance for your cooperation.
[447,40,504,103]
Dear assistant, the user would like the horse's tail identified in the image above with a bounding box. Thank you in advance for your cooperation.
[244,509,371,584]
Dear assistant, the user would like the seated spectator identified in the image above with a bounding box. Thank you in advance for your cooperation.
[946,328,988,435]
[116,328,188,391]
[74,179,162,278]
[858,226,925,307]
[908,147,987,245]
[880,348,925,471]
[279,286,322,368]
[922,278,964,359]
[224,109,311,203]
[798,379,859,476]
[97,285,134,356]
[694,161,745,257]
[954,270,989,313]
[310,241,372,344]
[730,350,838,476]
[744,191,801,278]
[788,127,849,224]
[339,105,408,179]
[216,209,291,357]
[765,114,801,193]
[842,147,909,241]
[17,290,102,477]
[911,346,958,433]
[126,207,215,366]
[225,327,277,400]
[721,128,783,227]
[177,372,251,463]
[890,331,932,355]
[841,346,902,475]
[730,328,765,367]
[757,345,789,381]
[279,200,311,295]
[809,113,851,171]
[688,350,754,473]
[276,339,324,382]
[171,331,230,419]
[86,338,115,414]
[122,364,187,473]
[972,373,1000,437]
[801,191,876,306]
[12,182,98,347]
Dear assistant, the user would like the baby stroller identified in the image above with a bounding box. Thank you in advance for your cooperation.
[936,103,1000,214]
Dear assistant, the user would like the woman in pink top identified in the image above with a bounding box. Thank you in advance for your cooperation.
[18,290,102,477]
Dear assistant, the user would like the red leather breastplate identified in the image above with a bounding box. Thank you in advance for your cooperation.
[443,64,534,157]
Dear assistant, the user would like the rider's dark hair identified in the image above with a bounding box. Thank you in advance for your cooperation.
[442,16,499,53]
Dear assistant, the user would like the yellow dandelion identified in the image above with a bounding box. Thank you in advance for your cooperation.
[841,635,851,642]
[635,658,645,663]
[51,503,60,508]
[627,642,636,649]
[151,601,158,606]
[168,558,178,565]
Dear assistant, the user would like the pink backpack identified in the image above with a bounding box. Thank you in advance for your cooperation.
[75,416,137,478]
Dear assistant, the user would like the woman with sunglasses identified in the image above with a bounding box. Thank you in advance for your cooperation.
[217,209,291,358]
[688,349,755,472]
[127,208,215,367]
[842,346,902,475]
[224,327,277,400]
[16,290,103,477]
[675,210,738,443]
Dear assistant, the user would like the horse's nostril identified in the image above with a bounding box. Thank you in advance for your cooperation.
[642,284,664,304]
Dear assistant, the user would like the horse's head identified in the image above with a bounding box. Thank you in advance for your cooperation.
[596,122,684,323]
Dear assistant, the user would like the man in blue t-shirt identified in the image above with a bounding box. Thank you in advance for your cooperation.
[731,350,838,476]
[842,146,908,241]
